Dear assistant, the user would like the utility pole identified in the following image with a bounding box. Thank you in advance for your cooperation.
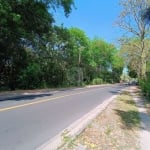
[78,46,84,86]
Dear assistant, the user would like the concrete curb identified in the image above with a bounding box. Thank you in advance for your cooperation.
[37,95,117,150]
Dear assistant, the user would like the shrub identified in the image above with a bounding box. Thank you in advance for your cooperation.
[92,78,103,85]
[139,77,150,98]
[19,63,42,89]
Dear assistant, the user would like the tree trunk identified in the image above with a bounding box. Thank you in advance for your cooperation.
[140,54,147,79]
[140,40,147,79]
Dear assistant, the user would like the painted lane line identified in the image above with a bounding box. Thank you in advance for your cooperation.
[0,88,103,112]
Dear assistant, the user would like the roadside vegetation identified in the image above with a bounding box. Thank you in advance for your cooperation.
[0,0,124,91]
[116,0,150,100]
[139,76,150,99]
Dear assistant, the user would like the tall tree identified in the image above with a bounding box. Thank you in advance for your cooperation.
[0,0,74,90]
[89,39,123,83]
[120,38,150,77]
[112,49,124,82]
[68,28,90,85]
[38,25,72,87]
[116,0,150,79]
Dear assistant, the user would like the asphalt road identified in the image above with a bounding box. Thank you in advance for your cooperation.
[0,84,127,150]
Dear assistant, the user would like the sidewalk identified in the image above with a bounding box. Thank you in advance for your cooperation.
[130,86,150,150]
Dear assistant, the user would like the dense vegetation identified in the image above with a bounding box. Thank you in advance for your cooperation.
[140,4,150,98]
[0,0,124,90]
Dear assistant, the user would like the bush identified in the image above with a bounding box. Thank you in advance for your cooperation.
[92,78,103,85]
[139,77,150,98]
[19,63,42,89]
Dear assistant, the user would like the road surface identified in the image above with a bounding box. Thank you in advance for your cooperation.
[0,84,126,150]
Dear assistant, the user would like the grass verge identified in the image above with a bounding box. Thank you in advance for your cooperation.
[62,90,140,150]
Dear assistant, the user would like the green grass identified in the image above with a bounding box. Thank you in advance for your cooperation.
[115,91,140,129]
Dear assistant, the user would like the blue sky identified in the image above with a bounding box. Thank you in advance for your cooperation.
[55,0,123,44]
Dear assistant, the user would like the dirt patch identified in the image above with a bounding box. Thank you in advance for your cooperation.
[63,90,140,150]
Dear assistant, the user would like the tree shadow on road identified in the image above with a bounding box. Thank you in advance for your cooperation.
[109,90,121,94]
[0,93,52,101]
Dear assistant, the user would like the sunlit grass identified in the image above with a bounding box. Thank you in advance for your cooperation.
[115,91,140,129]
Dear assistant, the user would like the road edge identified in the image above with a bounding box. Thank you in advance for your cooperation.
[37,95,117,150]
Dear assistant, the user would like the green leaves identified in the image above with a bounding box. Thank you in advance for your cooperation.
[19,63,42,89]
[117,0,150,79]
[0,0,74,90]
[0,0,125,90]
